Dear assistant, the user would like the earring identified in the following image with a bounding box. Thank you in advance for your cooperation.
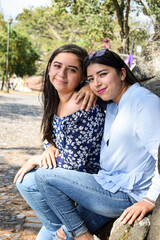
[80,79,84,84]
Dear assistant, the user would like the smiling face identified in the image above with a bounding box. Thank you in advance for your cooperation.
[49,52,82,94]
[87,63,129,104]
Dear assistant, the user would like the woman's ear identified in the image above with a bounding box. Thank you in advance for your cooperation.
[120,68,126,81]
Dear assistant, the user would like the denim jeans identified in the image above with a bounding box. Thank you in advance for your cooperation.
[16,169,110,240]
[16,169,61,240]
[35,167,137,237]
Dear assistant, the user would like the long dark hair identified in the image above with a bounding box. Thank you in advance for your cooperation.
[85,49,139,85]
[41,44,88,144]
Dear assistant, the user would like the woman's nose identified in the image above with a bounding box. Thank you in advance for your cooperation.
[94,77,101,87]
[58,68,67,77]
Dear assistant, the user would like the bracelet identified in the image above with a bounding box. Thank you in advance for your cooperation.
[144,197,156,204]
[143,198,155,207]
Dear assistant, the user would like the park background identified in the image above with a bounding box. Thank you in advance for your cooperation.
[0,0,160,92]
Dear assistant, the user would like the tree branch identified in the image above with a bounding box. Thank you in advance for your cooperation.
[47,23,62,40]
[135,0,155,26]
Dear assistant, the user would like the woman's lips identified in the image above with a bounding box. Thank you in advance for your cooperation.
[97,88,106,94]
[55,79,67,84]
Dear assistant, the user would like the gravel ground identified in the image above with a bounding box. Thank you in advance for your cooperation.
[0,91,43,239]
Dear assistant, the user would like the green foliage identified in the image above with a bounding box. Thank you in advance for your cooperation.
[145,0,160,28]
[1,0,157,78]
[0,13,6,31]
[16,0,114,50]
[135,0,160,29]
[0,28,40,79]
[15,0,115,74]
[10,31,40,77]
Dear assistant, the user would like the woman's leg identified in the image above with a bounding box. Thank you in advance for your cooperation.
[61,206,111,240]
[35,167,136,237]
[37,226,53,240]
[16,169,62,239]
[77,205,112,233]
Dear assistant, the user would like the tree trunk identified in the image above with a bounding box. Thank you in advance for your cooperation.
[112,0,131,54]
[1,79,5,91]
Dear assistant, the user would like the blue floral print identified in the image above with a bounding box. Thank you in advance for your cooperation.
[45,105,105,173]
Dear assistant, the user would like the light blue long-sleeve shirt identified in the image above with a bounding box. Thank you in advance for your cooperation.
[94,83,160,202]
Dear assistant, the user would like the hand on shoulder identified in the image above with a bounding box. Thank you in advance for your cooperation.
[74,84,97,111]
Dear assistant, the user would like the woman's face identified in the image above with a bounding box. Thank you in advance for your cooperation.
[49,52,82,94]
[87,63,127,104]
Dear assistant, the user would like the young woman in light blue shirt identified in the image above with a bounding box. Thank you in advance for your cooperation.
[35,49,160,240]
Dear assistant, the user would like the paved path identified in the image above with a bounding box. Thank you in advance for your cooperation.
[0,91,43,239]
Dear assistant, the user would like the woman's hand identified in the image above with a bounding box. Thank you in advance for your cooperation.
[39,145,60,169]
[13,155,40,183]
[120,200,155,225]
[75,84,97,111]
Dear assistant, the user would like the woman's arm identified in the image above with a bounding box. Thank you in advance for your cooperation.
[120,95,160,225]
[75,84,97,111]
[120,198,155,225]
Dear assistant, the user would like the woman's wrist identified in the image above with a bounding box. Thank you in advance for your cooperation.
[143,197,156,207]
[30,155,41,166]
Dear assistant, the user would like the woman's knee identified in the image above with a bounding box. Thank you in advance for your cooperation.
[35,167,64,184]
[16,169,37,192]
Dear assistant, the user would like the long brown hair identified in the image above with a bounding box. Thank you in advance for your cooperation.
[41,44,88,144]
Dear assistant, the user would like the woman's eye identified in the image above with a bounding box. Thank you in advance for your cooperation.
[53,64,61,68]
[68,68,76,73]
[87,77,94,82]
[100,72,107,77]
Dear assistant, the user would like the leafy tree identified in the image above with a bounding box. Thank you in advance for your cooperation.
[108,0,131,53]
[16,1,114,51]
[0,13,6,31]
[15,0,155,58]
[15,1,114,74]
[134,0,160,31]
[0,27,40,90]
[0,15,8,86]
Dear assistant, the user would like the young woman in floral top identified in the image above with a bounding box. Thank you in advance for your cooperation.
[14,44,105,240]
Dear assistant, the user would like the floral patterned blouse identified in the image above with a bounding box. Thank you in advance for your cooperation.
[45,105,105,173]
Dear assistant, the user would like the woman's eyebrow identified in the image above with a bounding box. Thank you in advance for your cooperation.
[87,74,93,78]
[68,65,79,70]
[52,61,62,64]
[53,61,79,71]
[87,69,108,77]
[97,69,108,74]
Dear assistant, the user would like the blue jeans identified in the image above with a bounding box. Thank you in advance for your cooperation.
[16,169,110,240]
[35,167,137,237]
[16,169,61,240]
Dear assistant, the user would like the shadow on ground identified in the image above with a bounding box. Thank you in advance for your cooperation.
[0,103,42,119]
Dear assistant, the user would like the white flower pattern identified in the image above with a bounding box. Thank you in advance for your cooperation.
[45,105,105,173]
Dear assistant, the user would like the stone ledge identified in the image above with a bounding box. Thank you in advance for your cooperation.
[96,195,160,240]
